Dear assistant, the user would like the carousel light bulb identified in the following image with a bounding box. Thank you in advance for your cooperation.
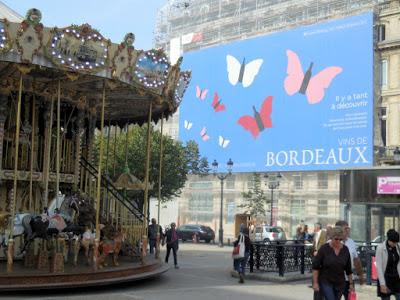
[76,34,80,38]
[85,62,89,65]
[0,29,4,32]
[52,51,56,55]
[66,29,70,33]
[51,43,55,47]
[68,58,72,61]
[81,39,85,43]
[54,37,58,40]
[61,60,65,64]
[0,44,4,48]
[61,34,64,38]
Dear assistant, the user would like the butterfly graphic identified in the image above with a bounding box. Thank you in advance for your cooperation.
[184,120,193,130]
[284,49,343,104]
[211,92,226,112]
[237,96,273,139]
[195,85,208,100]
[219,136,230,148]
[200,127,210,141]
[226,54,263,88]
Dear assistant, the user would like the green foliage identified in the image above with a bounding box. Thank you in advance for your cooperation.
[97,125,209,203]
[238,173,269,217]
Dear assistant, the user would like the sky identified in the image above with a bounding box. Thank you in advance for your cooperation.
[4,0,168,50]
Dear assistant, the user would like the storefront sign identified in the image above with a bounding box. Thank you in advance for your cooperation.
[377,176,400,194]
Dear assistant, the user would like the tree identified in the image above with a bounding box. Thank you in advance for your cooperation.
[238,173,269,218]
[97,124,209,203]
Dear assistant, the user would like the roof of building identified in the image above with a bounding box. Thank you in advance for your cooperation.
[0,1,23,22]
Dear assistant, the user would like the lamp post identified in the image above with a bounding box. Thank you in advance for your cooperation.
[394,147,400,164]
[212,158,233,247]
[264,173,282,226]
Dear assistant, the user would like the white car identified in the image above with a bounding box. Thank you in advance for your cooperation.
[254,225,287,244]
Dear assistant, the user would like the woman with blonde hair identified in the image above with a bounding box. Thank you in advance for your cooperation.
[312,226,354,300]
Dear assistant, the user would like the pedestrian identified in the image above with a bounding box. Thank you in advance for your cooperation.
[335,220,365,299]
[376,229,400,300]
[313,223,327,256]
[312,226,354,300]
[164,222,179,269]
[233,227,252,284]
[148,218,163,255]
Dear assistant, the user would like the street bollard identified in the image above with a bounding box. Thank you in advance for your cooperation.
[276,242,284,277]
[249,245,254,273]
[300,245,305,275]
[227,238,230,246]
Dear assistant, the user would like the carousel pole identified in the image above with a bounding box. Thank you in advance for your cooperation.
[141,101,152,264]
[7,72,23,273]
[29,94,36,211]
[56,79,61,209]
[104,121,111,219]
[94,81,106,270]
[156,113,164,259]
[112,125,117,178]
[44,96,54,209]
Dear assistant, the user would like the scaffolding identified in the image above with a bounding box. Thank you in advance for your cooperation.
[155,0,388,53]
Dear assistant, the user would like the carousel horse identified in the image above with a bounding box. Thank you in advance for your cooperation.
[0,193,80,255]
[97,229,125,268]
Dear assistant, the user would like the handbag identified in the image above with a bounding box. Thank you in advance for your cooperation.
[348,290,356,300]
[232,234,245,259]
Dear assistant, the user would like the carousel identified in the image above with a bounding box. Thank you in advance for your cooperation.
[0,8,190,290]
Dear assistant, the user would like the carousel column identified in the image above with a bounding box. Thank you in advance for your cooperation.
[94,82,106,271]
[0,94,8,172]
[141,102,153,264]
[87,104,97,197]
[156,113,164,259]
[42,96,54,209]
[7,72,24,273]
[73,105,85,191]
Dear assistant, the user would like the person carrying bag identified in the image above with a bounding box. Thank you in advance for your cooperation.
[233,228,251,284]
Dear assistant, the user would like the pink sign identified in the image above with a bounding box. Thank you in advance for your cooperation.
[377,176,400,194]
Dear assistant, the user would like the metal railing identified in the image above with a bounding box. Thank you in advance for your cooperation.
[248,241,314,276]
[247,241,379,282]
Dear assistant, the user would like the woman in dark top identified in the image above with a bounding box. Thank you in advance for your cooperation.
[312,226,354,300]
[376,229,400,300]
[233,227,252,284]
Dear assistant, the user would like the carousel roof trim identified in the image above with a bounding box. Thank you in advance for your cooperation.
[0,8,191,126]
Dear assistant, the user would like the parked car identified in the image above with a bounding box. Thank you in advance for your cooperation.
[254,225,287,244]
[176,224,215,243]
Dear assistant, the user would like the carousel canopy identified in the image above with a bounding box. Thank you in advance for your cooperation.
[0,8,191,126]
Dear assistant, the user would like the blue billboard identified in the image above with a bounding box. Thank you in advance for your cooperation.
[179,13,373,172]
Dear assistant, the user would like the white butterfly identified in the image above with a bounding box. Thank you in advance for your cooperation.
[219,135,230,148]
[226,54,263,88]
[184,120,193,130]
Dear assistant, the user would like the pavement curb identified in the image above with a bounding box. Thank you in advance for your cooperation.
[230,270,312,282]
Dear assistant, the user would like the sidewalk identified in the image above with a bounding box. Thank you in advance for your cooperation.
[230,270,378,299]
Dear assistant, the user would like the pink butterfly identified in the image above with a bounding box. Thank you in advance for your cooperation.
[211,92,226,112]
[284,50,343,104]
[238,96,273,139]
[200,127,210,141]
[196,85,208,100]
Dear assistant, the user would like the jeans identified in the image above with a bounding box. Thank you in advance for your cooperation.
[149,239,156,254]
[342,281,349,300]
[320,281,343,300]
[165,244,178,266]
[234,252,250,275]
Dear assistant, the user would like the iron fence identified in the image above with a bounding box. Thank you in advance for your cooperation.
[246,241,378,283]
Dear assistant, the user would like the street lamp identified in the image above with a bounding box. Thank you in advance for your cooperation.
[212,158,233,247]
[264,173,282,226]
[394,147,400,164]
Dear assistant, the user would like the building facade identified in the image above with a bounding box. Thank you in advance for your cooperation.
[154,0,400,241]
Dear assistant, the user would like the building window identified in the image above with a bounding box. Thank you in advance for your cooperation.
[293,174,303,189]
[188,192,214,222]
[380,107,387,147]
[291,198,305,214]
[317,172,328,189]
[318,199,328,216]
[380,59,388,89]
[226,200,235,224]
[378,24,386,42]
[226,177,235,189]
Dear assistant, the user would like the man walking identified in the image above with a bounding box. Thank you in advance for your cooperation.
[164,222,179,269]
[335,220,365,299]
[148,218,163,256]
[313,222,327,256]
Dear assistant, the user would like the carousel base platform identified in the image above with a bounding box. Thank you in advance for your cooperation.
[0,257,168,291]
